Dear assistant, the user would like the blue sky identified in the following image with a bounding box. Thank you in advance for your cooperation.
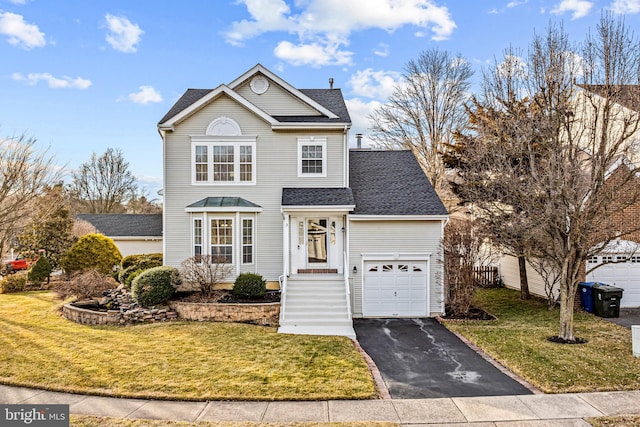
[1,0,639,198]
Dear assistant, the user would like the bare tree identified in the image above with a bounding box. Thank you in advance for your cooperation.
[368,48,473,209]
[442,218,487,316]
[180,255,233,293]
[0,134,60,260]
[69,148,138,213]
[450,15,640,341]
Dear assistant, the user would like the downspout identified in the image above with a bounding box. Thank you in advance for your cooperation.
[343,125,349,187]
[158,128,168,263]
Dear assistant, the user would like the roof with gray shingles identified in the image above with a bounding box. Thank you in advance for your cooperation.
[76,214,162,237]
[159,88,350,125]
[349,150,448,216]
[282,188,355,207]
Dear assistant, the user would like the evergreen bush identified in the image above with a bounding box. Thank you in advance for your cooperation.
[28,256,52,284]
[118,254,163,287]
[232,273,266,300]
[61,234,122,275]
[131,266,179,307]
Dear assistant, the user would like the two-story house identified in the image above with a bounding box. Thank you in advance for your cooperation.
[158,64,448,338]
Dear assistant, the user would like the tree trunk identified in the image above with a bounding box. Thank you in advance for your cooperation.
[518,255,531,300]
[557,255,580,341]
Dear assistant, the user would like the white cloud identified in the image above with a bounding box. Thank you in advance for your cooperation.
[8,0,27,4]
[551,0,593,19]
[12,72,92,89]
[0,11,45,49]
[507,0,529,7]
[126,86,163,104]
[373,43,390,57]
[225,0,456,66]
[105,14,143,53]
[496,55,528,79]
[345,98,382,146]
[274,38,353,66]
[610,0,640,13]
[348,69,401,100]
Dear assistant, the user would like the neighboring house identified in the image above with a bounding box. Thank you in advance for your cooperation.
[157,64,449,338]
[500,85,640,308]
[76,214,163,257]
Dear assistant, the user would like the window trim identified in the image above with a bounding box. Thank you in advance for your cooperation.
[193,217,203,257]
[242,218,254,265]
[297,138,327,178]
[191,137,256,185]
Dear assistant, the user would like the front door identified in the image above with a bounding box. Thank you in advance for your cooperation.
[290,215,343,273]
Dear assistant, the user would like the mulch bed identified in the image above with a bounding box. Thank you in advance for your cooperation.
[546,336,589,344]
[174,290,281,304]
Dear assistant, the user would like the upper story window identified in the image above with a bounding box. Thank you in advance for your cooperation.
[191,117,256,185]
[298,137,327,177]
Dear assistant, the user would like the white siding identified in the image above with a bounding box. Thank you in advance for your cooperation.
[163,94,346,281]
[236,80,320,116]
[348,220,445,317]
[112,239,162,257]
[498,254,551,298]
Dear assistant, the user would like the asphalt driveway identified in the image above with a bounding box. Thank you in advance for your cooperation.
[604,307,640,328]
[354,318,533,399]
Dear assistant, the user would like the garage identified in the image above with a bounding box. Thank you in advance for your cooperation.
[363,260,429,317]
[586,254,640,308]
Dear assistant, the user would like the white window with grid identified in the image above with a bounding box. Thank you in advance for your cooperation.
[298,138,327,177]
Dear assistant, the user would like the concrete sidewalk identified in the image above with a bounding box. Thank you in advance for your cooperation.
[2,384,640,425]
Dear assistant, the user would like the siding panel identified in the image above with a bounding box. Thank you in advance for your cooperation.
[348,220,444,317]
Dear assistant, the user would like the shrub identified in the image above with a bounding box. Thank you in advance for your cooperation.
[232,273,266,300]
[118,254,163,287]
[61,234,122,275]
[180,255,233,293]
[53,269,117,300]
[0,273,27,293]
[121,253,163,270]
[28,256,52,284]
[131,266,179,307]
[124,268,144,289]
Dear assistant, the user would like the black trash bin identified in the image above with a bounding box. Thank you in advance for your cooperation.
[578,282,598,313]
[592,284,624,318]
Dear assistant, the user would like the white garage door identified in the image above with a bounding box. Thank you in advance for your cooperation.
[586,254,640,307]
[363,260,428,317]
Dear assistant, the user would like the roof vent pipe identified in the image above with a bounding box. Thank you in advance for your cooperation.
[329,77,334,89]
[356,133,363,149]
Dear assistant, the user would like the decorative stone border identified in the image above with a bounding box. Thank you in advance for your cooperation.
[169,301,280,327]
[62,303,178,326]
[62,300,281,327]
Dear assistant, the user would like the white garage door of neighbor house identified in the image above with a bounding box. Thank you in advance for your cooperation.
[586,255,640,307]
[363,260,428,317]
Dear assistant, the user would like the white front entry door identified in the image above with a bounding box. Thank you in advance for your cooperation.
[290,216,343,273]
[363,260,429,317]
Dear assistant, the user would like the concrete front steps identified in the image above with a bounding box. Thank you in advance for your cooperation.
[278,275,356,339]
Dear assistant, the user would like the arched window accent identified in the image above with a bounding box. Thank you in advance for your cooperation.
[206,116,242,136]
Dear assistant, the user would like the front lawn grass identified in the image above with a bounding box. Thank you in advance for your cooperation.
[445,288,640,393]
[0,292,377,401]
